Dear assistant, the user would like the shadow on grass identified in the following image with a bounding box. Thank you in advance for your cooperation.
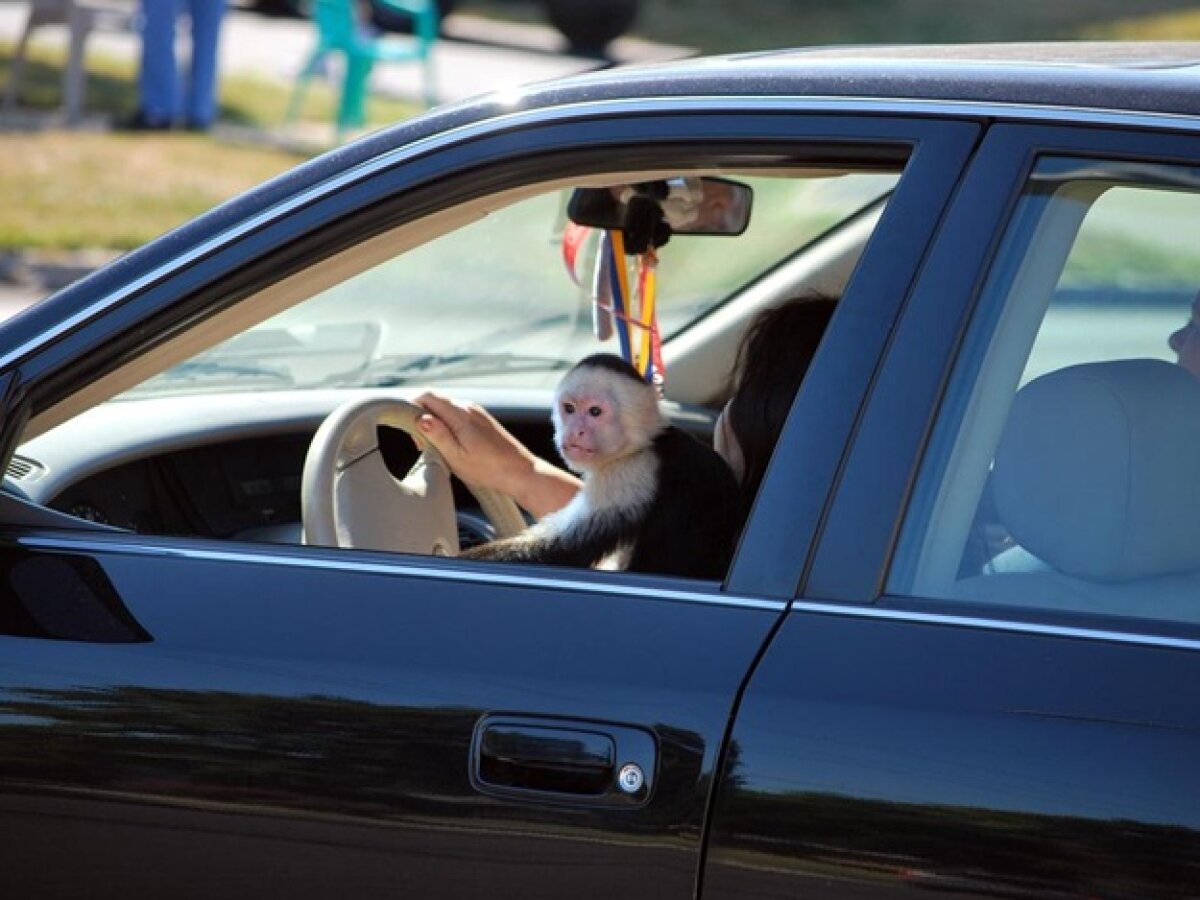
[1,51,132,123]
[0,48,280,131]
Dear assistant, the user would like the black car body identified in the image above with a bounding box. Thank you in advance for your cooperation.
[1,44,1199,899]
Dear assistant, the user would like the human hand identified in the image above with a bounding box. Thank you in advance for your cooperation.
[414,392,530,491]
[414,392,581,519]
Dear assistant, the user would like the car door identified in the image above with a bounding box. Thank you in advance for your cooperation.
[705,121,1200,898]
[0,102,977,899]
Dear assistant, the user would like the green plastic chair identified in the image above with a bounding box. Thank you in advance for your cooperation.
[286,0,438,137]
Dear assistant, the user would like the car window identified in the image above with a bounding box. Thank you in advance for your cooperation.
[890,157,1200,625]
[119,172,897,397]
[11,161,905,579]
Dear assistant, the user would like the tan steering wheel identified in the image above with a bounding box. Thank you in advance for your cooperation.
[301,398,526,554]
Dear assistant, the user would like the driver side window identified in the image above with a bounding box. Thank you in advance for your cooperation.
[9,167,899,579]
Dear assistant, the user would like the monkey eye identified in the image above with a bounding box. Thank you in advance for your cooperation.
[563,402,575,414]
[588,406,603,417]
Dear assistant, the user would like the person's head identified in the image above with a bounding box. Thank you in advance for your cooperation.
[715,294,837,504]
[1169,291,1200,379]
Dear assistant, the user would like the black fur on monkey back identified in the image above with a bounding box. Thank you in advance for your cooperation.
[465,425,742,581]
[626,426,741,580]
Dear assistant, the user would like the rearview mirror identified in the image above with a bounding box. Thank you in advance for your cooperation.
[567,177,753,252]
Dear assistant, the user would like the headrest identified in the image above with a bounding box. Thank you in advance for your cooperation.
[992,359,1200,582]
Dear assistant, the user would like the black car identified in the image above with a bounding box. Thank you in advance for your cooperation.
[2,43,1199,899]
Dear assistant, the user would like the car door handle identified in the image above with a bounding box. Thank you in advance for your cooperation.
[471,716,656,807]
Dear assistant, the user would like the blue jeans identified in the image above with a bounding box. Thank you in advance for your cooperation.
[137,0,228,127]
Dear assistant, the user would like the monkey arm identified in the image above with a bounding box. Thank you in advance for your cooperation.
[461,501,640,569]
[460,533,606,568]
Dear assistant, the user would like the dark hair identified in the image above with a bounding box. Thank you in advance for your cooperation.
[725,294,837,506]
[573,352,646,385]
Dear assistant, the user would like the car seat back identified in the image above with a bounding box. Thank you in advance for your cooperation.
[953,358,1200,621]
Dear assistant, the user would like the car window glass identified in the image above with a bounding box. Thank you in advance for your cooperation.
[9,161,903,581]
[119,172,897,397]
[890,157,1200,626]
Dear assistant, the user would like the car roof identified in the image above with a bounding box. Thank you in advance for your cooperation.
[528,42,1200,119]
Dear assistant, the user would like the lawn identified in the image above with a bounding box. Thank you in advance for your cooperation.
[0,41,421,252]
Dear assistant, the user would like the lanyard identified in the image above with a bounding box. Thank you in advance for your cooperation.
[562,223,665,390]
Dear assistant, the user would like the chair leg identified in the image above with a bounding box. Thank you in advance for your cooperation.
[285,51,323,125]
[65,5,97,125]
[3,7,45,110]
[424,53,436,108]
[337,53,373,136]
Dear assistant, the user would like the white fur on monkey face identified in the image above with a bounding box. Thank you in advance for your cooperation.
[552,363,664,474]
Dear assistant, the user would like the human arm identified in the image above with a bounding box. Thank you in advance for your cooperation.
[414,391,581,520]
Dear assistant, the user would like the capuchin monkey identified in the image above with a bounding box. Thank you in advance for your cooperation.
[463,354,741,580]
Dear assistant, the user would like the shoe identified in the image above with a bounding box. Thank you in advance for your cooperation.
[116,111,173,132]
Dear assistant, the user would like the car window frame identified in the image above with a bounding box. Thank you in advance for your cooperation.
[0,103,979,598]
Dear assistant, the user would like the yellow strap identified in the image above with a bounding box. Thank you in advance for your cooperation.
[637,253,657,377]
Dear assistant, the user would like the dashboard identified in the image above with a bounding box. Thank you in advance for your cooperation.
[47,433,311,539]
[8,387,715,547]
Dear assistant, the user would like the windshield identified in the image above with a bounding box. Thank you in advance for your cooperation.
[123,171,898,398]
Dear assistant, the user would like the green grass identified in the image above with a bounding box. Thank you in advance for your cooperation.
[0,42,422,251]
[0,132,309,250]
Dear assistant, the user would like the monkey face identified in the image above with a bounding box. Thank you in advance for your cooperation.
[552,356,666,474]
[554,392,622,471]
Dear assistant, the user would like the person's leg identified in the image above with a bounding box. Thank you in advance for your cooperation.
[183,0,227,129]
[137,0,182,126]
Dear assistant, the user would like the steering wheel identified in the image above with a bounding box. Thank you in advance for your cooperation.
[302,398,526,554]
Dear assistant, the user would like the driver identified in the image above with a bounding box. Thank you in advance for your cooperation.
[414,294,836,526]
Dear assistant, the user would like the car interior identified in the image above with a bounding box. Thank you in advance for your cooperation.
[955,358,1200,621]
